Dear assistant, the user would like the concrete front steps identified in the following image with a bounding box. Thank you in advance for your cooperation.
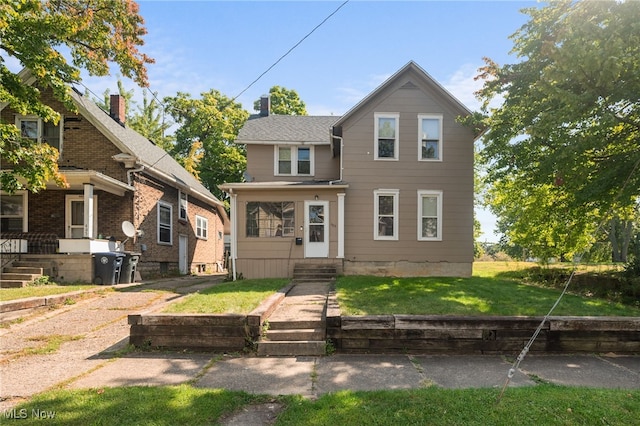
[257,274,332,356]
[0,260,51,288]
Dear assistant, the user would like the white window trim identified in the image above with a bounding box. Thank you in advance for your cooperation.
[274,145,314,176]
[373,189,399,241]
[178,191,188,221]
[157,201,173,245]
[418,114,443,162]
[195,214,208,240]
[374,113,400,161]
[417,190,443,241]
[15,114,64,153]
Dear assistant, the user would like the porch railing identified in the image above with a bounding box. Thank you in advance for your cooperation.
[1,239,22,269]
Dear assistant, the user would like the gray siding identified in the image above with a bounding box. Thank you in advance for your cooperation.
[340,69,475,264]
[246,144,339,182]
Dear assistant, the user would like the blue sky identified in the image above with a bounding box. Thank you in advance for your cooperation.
[10,0,541,241]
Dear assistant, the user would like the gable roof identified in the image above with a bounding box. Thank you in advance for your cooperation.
[333,61,473,128]
[69,88,227,216]
[237,115,339,145]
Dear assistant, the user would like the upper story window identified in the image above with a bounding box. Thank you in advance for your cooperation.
[178,191,188,221]
[374,113,399,160]
[157,201,172,245]
[374,189,399,240]
[418,115,443,161]
[16,115,63,152]
[275,146,313,176]
[195,215,208,239]
[246,201,295,237]
[418,190,442,241]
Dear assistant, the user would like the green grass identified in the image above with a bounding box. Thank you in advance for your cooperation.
[277,386,640,426]
[336,263,640,316]
[0,284,103,302]
[10,385,639,425]
[162,278,289,314]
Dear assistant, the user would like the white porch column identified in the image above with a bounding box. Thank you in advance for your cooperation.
[230,192,238,281]
[337,192,345,258]
[83,183,94,238]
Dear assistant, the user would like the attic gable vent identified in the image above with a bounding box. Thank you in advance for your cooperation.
[400,81,418,89]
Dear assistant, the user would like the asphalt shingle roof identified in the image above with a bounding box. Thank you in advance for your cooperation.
[70,89,223,209]
[237,114,340,144]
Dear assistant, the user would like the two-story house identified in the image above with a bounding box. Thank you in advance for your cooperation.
[220,61,477,279]
[1,69,228,283]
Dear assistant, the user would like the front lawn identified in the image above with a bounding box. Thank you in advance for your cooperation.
[0,284,104,302]
[162,278,288,314]
[336,263,640,316]
[11,385,640,425]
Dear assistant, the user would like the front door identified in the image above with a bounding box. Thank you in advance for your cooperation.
[304,200,329,258]
[65,195,98,238]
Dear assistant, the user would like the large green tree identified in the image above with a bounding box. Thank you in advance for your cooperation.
[253,85,307,115]
[164,90,249,201]
[474,0,640,260]
[0,0,153,193]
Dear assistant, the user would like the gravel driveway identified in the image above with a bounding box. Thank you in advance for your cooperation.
[0,276,224,411]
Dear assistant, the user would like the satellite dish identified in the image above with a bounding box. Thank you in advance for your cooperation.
[122,221,136,238]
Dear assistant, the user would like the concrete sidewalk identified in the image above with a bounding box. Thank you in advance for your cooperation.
[68,352,640,396]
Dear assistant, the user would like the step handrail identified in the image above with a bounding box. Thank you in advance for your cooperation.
[1,239,21,270]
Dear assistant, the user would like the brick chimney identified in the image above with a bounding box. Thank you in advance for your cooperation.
[110,94,126,124]
[259,95,270,117]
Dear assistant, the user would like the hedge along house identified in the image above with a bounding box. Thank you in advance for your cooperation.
[0,69,229,282]
[220,61,479,279]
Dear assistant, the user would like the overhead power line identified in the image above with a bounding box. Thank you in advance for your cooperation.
[230,0,350,103]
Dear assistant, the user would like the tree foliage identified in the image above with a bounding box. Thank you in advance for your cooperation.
[0,0,153,193]
[253,85,308,115]
[474,0,640,260]
[164,90,249,201]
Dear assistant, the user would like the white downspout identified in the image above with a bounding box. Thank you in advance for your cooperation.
[127,165,145,186]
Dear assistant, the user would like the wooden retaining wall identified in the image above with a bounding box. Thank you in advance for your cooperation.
[325,313,640,354]
[128,284,292,351]
[129,285,639,354]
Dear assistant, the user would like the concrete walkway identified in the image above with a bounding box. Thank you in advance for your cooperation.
[68,352,640,397]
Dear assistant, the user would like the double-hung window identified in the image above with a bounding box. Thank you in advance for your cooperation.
[157,201,173,245]
[195,215,208,239]
[16,115,63,152]
[178,191,188,221]
[418,115,443,161]
[417,190,442,241]
[374,113,399,160]
[374,189,399,240]
[275,146,313,176]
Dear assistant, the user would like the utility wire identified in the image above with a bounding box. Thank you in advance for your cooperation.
[230,0,350,103]
[496,153,640,403]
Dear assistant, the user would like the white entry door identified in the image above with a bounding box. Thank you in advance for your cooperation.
[65,194,98,238]
[304,200,329,258]
[179,234,188,274]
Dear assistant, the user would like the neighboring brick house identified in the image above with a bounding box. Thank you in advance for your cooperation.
[221,61,478,279]
[1,69,228,282]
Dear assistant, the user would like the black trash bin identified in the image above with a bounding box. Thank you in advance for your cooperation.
[119,252,140,284]
[93,252,124,285]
